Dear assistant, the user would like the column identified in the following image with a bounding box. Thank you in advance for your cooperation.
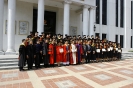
[83,5,89,36]
[37,0,44,35]
[118,0,120,43]
[100,0,102,40]
[0,0,4,53]
[124,0,127,48]
[6,0,16,53]
[89,8,95,36]
[63,0,71,37]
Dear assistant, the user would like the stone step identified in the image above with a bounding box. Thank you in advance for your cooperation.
[0,60,18,63]
[0,62,18,66]
[0,65,18,70]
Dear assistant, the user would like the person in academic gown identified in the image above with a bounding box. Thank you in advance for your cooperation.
[33,32,40,45]
[76,40,83,64]
[56,41,63,67]
[91,43,96,63]
[43,39,49,68]
[71,40,77,65]
[35,40,42,69]
[26,40,36,70]
[18,39,26,71]
[86,40,92,63]
[48,40,55,67]
[63,40,70,65]
[82,40,87,64]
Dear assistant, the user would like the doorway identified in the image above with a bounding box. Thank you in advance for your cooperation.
[33,9,56,34]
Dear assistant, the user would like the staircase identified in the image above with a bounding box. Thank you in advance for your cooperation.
[121,53,133,59]
[0,58,19,70]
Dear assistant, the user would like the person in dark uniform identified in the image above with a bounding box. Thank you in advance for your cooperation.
[18,39,26,71]
[27,31,34,39]
[82,40,87,64]
[33,32,40,45]
[91,42,96,63]
[96,43,100,62]
[86,40,92,63]
[35,40,42,69]
[26,40,36,70]
[43,39,49,68]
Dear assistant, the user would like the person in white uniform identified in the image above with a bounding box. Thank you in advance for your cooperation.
[71,40,77,65]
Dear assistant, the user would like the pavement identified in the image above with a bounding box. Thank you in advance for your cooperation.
[0,57,133,88]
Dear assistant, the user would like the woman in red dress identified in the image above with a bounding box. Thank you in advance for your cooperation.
[63,41,70,66]
[48,40,54,67]
[56,41,63,67]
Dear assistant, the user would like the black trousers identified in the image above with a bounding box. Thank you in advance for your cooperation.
[86,53,91,63]
[27,57,33,69]
[35,53,41,68]
[43,55,49,67]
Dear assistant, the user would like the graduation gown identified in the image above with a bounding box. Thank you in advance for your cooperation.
[56,46,63,62]
[48,44,54,64]
[63,44,70,64]
[18,44,26,67]
[71,44,77,64]
[92,46,96,60]
[26,44,36,69]
[76,44,83,64]
[43,43,49,65]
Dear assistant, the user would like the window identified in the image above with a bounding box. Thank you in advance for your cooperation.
[120,0,124,28]
[116,0,118,27]
[96,0,100,24]
[102,0,107,25]
[115,35,118,43]
[120,35,124,48]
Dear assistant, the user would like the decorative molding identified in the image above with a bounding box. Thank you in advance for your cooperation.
[90,6,97,10]
[83,5,91,8]
[64,0,72,4]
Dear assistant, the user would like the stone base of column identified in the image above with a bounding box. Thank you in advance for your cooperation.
[0,51,5,55]
[5,52,18,55]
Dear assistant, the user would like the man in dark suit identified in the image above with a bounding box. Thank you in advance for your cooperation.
[86,40,92,63]
[26,40,36,70]
[43,39,49,67]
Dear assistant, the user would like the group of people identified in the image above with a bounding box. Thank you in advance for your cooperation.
[18,32,122,71]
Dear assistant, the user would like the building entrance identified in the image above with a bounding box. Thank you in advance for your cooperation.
[33,9,56,34]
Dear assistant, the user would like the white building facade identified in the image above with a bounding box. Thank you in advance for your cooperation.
[0,0,132,54]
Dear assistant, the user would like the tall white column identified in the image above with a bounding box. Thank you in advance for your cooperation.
[0,0,4,53]
[124,0,127,48]
[118,0,120,43]
[83,5,89,36]
[89,8,95,37]
[100,0,102,40]
[37,0,44,35]
[6,0,16,53]
[63,0,71,37]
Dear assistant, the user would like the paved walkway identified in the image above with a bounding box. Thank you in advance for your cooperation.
[0,59,133,88]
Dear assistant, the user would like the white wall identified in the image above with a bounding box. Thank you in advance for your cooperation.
[3,1,33,52]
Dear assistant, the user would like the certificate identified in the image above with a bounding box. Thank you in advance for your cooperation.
[118,50,121,53]
[96,49,100,53]
[108,48,110,51]
[110,47,113,50]
[59,48,63,53]
[102,49,106,52]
